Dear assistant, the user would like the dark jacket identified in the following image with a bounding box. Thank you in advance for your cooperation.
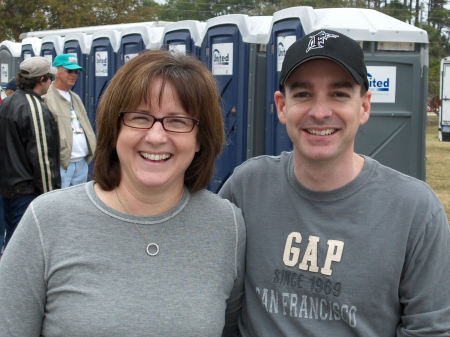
[0,89,61,198]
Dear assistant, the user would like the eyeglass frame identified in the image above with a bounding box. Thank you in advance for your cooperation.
[120,111,200,133]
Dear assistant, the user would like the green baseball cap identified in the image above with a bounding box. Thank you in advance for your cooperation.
[53,54,84,71]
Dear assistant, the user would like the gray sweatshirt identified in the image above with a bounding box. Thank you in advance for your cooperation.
[0,182,245,337]
[220,152,450,337]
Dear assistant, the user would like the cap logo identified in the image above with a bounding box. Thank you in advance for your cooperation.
[306,30,339,53]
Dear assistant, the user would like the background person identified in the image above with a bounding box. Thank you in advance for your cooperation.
[44,53,96,188]
[0,57,60,250]
[0,79,15,252]
[4,78,16,96]
[220,29,450,336]
[0,50,245,336]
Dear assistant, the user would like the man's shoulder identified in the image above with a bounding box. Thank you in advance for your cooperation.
[236,152,292,171]
[222,152,291,192]
[42,84,59,101]
[1,90,37,114]
[366,156,441,206]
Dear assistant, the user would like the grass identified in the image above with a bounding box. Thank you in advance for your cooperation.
[425,114,450,221]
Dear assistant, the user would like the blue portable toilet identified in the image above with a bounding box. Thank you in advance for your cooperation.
[63,32,92,107]
[163,20,206,58]
[265,7,428,180]
[118,24,166,68]
[88,29,121,132]
[20,37,42,61]
[201,14,271,192]
[118,26,150,67]
[40,34,64,64]
[0,41,21,87]
[265,6,314,155]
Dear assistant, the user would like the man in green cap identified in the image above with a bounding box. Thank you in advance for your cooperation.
[44,54,96,188]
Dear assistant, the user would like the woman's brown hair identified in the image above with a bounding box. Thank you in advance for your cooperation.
[94,50,224,192]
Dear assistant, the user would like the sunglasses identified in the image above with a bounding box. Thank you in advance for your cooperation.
[65,69,80,74]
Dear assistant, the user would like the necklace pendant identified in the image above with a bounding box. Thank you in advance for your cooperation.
[146,243,159,256]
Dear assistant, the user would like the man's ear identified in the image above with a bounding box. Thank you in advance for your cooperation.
[359,90,371,126]
[274,90,287,125]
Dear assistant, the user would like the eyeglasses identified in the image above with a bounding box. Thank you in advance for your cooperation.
[120,112,199,133]
[46,74,54,81]
[65,69,80,74]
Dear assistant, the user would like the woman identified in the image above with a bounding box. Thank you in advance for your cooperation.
[0,50,245,337]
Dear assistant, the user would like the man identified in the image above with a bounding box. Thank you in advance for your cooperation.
[220,29,450,336]
[0,57,60,248]
[5,78,16,96]
[44,54,96,188]
[0,79,14,251]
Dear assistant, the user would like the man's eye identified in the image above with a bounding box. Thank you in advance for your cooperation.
[293,91,310,98]
[334,91,350,98]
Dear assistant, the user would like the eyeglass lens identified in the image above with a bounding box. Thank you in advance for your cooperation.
[122,112,197,133]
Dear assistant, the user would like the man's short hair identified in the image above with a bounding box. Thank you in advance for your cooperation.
[16,72,52,91]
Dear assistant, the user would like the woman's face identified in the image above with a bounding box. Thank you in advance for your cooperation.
[116,78,200,195]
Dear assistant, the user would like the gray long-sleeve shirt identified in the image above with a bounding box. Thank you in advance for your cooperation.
[0,182,245,337]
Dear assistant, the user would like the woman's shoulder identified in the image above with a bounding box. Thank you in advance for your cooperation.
[190,189,237,209]
[31,183,89,210]
[189,189,243,221]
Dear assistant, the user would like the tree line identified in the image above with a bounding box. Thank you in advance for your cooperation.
[0,0,448,96]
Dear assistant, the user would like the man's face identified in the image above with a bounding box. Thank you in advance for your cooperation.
[42,75,52,94]
[35,75,52,96]
[56,66,79,90]
[275,59,371,165]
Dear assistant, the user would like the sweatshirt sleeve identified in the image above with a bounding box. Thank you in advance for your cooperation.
[396,205,450,336]
[0,202,46,337]
[221,202,246,337]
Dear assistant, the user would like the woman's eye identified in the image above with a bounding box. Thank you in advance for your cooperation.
[167,118,188,125]
[132,116,149,122]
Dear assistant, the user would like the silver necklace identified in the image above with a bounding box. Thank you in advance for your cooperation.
[115,188,161,257]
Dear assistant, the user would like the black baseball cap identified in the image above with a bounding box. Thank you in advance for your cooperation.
[279,29,368,91]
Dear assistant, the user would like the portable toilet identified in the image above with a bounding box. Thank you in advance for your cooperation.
[266,7,429,180]
[88,29,121,132]
[118,25,150,66]
[0,41,21,87]
[20,37,42,61]
[63,33,92,108]
[40,35,64,64]
[201,14,272,192]
[439,56,450,141]
[265,6,314,156]
[162,20,207,57]
[117,24,166,68]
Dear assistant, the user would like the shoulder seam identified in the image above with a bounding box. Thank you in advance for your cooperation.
[225,199,239,280]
